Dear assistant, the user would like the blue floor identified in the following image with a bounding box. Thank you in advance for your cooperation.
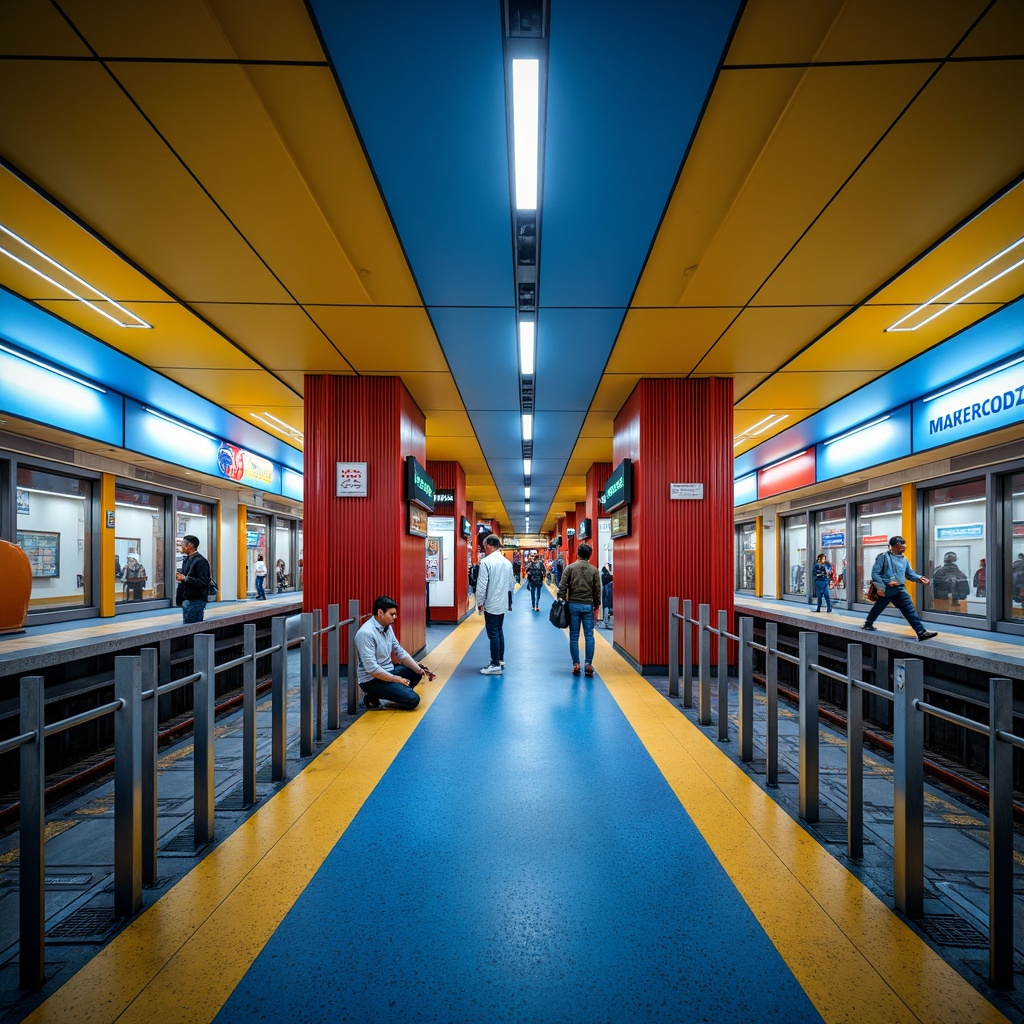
[215,589,823,1023]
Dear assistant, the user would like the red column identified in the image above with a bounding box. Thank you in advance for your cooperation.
[426,460,469,622]
[613,379,733,671]
[585,463,612,528]
[304,375,427,657]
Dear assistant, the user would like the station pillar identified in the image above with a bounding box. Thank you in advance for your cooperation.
[612,378,733,672]
[303,375,427,657]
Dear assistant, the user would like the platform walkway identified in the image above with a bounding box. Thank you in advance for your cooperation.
[0,587,1018,1023]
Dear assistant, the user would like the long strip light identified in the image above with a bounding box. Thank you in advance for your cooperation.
[921,355,1024,403]
[763,449,809,472]
[734,413,788,446]
[523,457,532,476]
[0,342,107,392]
[512,59,539,210]
[0,224,151,329]
[519,320,535,375]
[823,415,890,445]
[887,236,1024,332]
[522,413,533,442]
[251,411,303,443]
[145,407,218,442]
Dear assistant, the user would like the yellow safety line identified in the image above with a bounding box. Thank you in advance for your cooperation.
[590,632,1009,1024]
[25,616,483,1024]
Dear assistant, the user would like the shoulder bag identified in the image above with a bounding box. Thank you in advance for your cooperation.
[549,598,569,629]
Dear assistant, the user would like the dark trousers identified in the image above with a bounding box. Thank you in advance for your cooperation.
[483,611,505,666]
[360,666,421,709]
[528,582,543,608]
[865,585,926,635]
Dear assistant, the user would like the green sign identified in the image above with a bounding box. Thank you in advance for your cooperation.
[602,459,632,512]
[405,456,435,511]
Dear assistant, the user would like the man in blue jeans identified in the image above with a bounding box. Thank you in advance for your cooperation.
[476,534,514,674]
[862,535,937,641]
[557,542,602,676]
[175,534,211,623]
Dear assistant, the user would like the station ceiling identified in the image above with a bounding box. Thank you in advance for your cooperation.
[1,0,1022,531]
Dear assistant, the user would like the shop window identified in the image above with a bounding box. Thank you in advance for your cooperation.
[922,479,985,618]
[114,487,166,604]
[16,467,91,610]
[855,496,901,602]
[274,520,293,592]
[735,521,756,592]
[176,498,214,575]
[781,513,807,597]
[246,516,268,597]
[815,506,846,602]
[1005,473,1024,620]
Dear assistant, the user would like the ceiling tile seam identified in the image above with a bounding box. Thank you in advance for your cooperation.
[50,3,357,388]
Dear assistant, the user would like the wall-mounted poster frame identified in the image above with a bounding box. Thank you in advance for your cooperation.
[426,536,442,581]
[408,503,428,537]
[610,506,630,540]
[17,530,60,577]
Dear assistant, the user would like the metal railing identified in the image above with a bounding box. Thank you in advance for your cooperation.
[667,597,1020,991]
[2,601,359,991]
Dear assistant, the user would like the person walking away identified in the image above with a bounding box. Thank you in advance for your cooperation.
[862,535,936,640]
[476,534,514,674]
[175,534,211,623]
[557,542,602,676]
[355,595,433,710]
[526,554,546,611]
[254,553,268,599]
[812,553,833,613]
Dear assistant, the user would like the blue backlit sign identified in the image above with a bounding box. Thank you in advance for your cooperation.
[936,523,983,541]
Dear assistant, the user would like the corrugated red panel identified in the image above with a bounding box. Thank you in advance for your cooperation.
[586,463,612,528]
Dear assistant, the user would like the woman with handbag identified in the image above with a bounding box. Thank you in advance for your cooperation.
[556,543,602,676]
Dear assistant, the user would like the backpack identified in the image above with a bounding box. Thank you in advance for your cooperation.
[469,564,480,589]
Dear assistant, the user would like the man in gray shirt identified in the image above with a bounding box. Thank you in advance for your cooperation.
[356,595,434,709]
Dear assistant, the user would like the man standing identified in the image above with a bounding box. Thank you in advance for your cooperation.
[175,534,211,623]
[476,534,514,674]
[355,596,433,710]
[862,535,937,640]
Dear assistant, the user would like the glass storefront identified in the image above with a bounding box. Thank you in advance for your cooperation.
[782,512,807,597]
[245,515,269,597]
[922,479,985,618]
[815,506,846,602]
[16,467,91,610]
[114,487,166,604]
[176,497,214,577]
[1005,472,1024,621]
[275,520,293,592]
[736,521,756,592]
[854,495,902,603]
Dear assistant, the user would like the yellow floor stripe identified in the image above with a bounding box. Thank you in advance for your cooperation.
[26,616,483,1024]
[590,633,1009,1024]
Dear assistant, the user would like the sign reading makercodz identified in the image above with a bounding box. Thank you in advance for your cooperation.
[601,459,633,513]
[404,456,435,512]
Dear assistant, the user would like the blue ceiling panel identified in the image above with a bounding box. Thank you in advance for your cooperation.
[311,1,513,308]
[541,0,742,308]
[534,410,587,452]
[468,410,528,455]
[535,307,625,411]
[428,307,518,411]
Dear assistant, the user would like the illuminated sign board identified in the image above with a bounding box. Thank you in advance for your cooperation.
[602,459,632,512]
[404,456,435,511]
[217,443,276,490]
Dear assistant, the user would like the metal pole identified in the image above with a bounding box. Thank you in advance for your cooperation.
[19,676,45,990]
[193,634,216,847]
[988,677,1013,989]
[242,623,257,807]
[682,599,693,708]
[893,659,924,919]
[738,617,753,762]
[114,655,142,917]
[327,604,341,730]
[140,648,159,887]
[271,616,287,781]
[765,622,778,787]
[846,644,864,860]
[798,631,819,823]
[698,603,711,726]
[300,611,314,757]
[668,597,679,698]
[348,599,360,715]
[717,609,729,742]
[313,608,324,745]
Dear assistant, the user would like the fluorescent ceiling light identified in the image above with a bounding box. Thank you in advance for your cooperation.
[522,413,533,441]
[0,342,107,392]
[251,411,303,442]
[512,59,539,211]
[0,224,151,329]
[523,458,532,475]
[734,413,788,443]
[824,415,891,445]
[763,449,808,472]
[921,355,1024,403]
[145,407,218,442]
[519,320,535,375]
[888,236,1024,332]
[524,485,531,499]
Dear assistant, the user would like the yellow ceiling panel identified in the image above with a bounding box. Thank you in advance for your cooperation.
[396,371,467,415]
[723,373,774,402]
[608,308,738,372]
[425,410,476,437]
[566,437,613,467]
[308,307,446,373]
[577,411,615,438]
[724,0,842,64]
[589,375,640,413]
[427,441,486,467]
[955,0,1024,57]
[680,64,936,308]
[3,0,92,56]
[695,305,850,374]
[741,370,878,411]
[162,369,300,408]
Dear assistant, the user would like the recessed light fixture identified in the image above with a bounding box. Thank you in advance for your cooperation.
[519,320,535,375]
[734,413,788,444]
[251,411,303,443]
[0,342,107,392]
[524,485,531,499]
[512,59,539,211]
[824,415,891,445]
[522,413,533,441]
[763,449,809,472]
[0,224,151,329]
[523,458,532,476]
[921,355,1024,403]
[145,407,218,442]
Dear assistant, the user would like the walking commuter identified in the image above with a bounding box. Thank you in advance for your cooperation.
[175,534,211,623]
[811,553,833,613]
[355,596,433,710]
[862,536,936,640]
[476,534,514,674]
[526,554,546,611]
[557,542,602,676]
[253,553,268,599]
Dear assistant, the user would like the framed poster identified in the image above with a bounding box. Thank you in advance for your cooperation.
[610,506,630,540]
[17,530,60,577]
[426,536,443,581]
[408,503,428,537]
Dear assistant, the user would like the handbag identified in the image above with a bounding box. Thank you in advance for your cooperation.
[548,599,569,629]
[865,581,882,602]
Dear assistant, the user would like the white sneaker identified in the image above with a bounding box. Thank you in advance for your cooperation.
[480,664,502,675]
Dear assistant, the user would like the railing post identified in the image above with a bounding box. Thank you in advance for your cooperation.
[193,634,216,847]
[327,604,341,730]
[989,677,1013,989]
[738,617,753,762]
[271,616,287,781]
[300,611,314,757]
[19,676,45,990]
[114,655,142,917]
[140,648,159,887]
[682,599,693,708]
[348,599,360,715]
[668,597,679,698]
[893,658,924,919]
[717,609,729,742]
[798,631,819,823]
[765,622,779,787]
[846,644,864,860]
[313,608,324,745]
[242,623,257,807]
[698,603,711,726]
